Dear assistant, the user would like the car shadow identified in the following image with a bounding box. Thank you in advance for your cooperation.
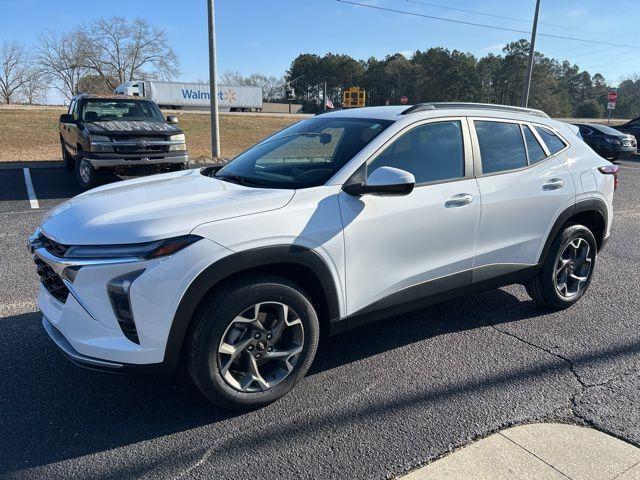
[0,287,559,474]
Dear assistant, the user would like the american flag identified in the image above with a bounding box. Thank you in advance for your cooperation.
[325,97,335,109]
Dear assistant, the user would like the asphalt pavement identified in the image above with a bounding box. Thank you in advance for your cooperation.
[0,161,639,479]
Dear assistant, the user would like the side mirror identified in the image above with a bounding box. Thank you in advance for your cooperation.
[59,114,75,124]
[343,166,415,196]
[167,115,179,124]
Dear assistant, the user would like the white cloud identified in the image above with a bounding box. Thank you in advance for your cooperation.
[399,49,415,58]
[485,43,505,54]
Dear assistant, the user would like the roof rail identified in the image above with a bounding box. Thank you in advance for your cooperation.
[400,102,550,118]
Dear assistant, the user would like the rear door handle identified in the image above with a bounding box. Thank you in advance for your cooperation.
[543,178,564,191]
[445,193,474,208]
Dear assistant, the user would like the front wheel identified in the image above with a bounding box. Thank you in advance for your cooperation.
[526,224,597,309]
[187,275,320,409]
[75,157,99,190]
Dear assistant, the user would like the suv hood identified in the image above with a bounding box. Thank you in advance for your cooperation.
[40,170,294,245]
[85,121,182,136]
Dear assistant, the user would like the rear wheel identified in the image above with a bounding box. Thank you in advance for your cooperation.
[526,224,597,309]
[187,276,320,409]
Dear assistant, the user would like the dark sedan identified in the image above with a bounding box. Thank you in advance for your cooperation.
[574,123,637,161]
[612,116,640,144]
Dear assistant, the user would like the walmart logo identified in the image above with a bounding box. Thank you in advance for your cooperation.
[181,88,238,102]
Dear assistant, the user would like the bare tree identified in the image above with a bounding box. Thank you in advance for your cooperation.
[0,41,29,104]
[80,17,179,90]
[220,70,286,101]
[19,67,49,104]
[37,30,86,101]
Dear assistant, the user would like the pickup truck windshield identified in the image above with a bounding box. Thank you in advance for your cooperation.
[215,117,393,189]
[80,99,165,123]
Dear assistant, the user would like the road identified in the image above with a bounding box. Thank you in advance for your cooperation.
[0,161,639,479]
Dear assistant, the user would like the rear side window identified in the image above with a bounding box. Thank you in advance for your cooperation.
[368,121,464,184]
[535,126,566,154]
[523,125,547,164]
[475,121,527,174]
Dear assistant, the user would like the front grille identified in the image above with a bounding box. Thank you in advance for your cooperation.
[39,234,70,257]
[34,257,69,303]
[114,136,169,154]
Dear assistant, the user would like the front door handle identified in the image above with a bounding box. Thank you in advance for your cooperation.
[543,178,564,191]
[445,193,474,208]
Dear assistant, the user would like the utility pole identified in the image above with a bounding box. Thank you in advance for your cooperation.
[521,0,541,108]
[207,0,221,159]
[324,81,327,111]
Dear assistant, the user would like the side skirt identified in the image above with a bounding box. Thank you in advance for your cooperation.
[329,264,540,336]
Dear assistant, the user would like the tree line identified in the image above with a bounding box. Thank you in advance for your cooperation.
[285,40,640,119]
[0,16,179,104]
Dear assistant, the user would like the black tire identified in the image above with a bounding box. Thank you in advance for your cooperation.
[61,140,74,171]
[187,275,320,409]
[526,224,597,309]
[75,156,98,190]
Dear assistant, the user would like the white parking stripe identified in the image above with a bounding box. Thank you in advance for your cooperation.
[22,168,39,209]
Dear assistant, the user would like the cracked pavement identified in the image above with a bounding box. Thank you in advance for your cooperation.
[0,162,639,479]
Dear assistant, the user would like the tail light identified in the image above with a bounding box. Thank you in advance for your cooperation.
[599,164,620,190]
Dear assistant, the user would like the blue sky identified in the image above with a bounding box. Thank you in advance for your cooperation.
[1,0,639,102]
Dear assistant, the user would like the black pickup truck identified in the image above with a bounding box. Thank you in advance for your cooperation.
[60,94,189,189]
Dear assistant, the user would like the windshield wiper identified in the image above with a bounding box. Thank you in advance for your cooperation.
[216,174,264,187]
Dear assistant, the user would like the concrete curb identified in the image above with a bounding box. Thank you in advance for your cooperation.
[402,423,640,480]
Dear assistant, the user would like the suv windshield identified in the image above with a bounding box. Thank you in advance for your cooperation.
[215,116,393,189]
[80,99,164,123]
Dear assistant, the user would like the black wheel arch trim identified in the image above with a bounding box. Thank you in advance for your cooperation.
[162,245,341,373]
[539,198,608,264]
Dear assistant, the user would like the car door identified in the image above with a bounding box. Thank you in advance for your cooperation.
[338,118,481,316]
[471,119,575,280]
[61,99,76,151]
[62,99,81,156]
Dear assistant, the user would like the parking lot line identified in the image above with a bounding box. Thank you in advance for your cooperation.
[22,168,39,209]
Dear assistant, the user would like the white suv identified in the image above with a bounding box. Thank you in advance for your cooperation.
[30,103,617,409]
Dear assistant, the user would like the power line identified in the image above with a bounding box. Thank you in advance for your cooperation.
[337,0,638,49]
[403,0,584,31]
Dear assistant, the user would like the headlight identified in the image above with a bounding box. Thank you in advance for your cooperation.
[90,135,114,152]
[169,133,187,151]
[63,235,202,260]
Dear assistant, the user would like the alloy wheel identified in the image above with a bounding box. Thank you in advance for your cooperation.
[554,237,592,299]
[79,159,93,184]
[217,302,304,393]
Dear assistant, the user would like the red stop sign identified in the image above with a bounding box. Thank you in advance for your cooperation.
[608,91,618,102]
[400,96,409,105]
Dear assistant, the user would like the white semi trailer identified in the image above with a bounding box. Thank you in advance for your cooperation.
[114,81,263,111]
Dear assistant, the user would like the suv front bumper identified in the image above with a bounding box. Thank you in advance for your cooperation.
[33,236,232,375]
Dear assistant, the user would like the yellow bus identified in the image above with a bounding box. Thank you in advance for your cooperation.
[342,87,366,108]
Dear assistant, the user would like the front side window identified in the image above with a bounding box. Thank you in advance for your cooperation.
[80,99,164,123]
[215,117,393,189]
[475,121,527,174]
[68,100,77,118]
[523,125,547,164]
[534,126,566,155]
[368,121,464,184]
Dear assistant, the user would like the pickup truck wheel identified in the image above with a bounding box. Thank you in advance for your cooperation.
[61,141,74,171]
[75,157,98,189]
[526,224,597,309]
[187,275,320,409]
